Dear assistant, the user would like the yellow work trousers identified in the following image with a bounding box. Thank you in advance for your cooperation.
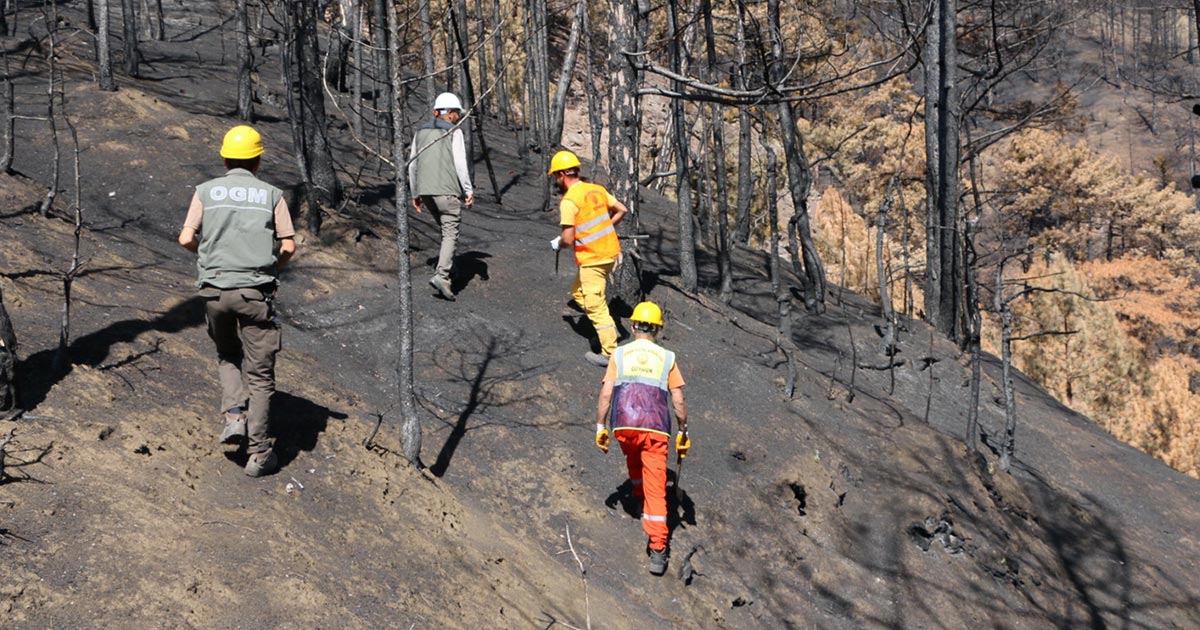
[570,261,617,355]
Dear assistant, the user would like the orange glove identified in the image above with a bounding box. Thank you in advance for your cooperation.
[675,431,691,459]
[595,425,610,453]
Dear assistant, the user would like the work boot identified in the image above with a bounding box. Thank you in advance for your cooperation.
[648,547,668,576]
[584,352,610,367]
[429,276,455,301]
[219,412,247,445]
[244,450,278,477]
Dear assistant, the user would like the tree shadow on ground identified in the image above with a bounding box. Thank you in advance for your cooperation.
[19,297,205,410]
[0,441,54,487]
[787,406,1200,629]
[427,329,548,477]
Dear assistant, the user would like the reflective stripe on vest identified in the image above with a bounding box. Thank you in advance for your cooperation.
[564,182,620,265]
[610,339,675,436]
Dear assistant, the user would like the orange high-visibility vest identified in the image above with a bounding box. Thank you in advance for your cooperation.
[564,182,620,266]
[610,339,675,437]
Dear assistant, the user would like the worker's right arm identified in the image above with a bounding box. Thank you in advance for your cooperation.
[178,192,202,252]
[608,197,628,227]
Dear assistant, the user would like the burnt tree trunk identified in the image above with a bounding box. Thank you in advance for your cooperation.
[548,0,585,146]
[373,0,392,143]
[325,1,354,93]
[288,0,342,224]
[607,0,646,304]
[55,113,83,374]
[490,0,510,125]
[236,0,253,121]
[120,0,140,77]
[387,0,422,467]
[1,51,14,173]
[450,4,501,203]
[668,0,697,292]
[351,2,364,136]
[732,0,753,245]
[96,0,115,91]
[996,259,1016,473]
[151,0,163,40]
[924,0,962,341]
[582,2,602,168]
[702,0,732,302]
[768,0,825,313]
[762,137,797,398]
[474,0,489,115]
[39,24,60,218]
[419,0,436,103]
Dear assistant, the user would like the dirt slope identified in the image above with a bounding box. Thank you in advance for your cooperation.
[2,2,1200,629]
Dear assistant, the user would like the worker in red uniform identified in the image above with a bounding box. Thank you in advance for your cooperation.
[594,301,691,575]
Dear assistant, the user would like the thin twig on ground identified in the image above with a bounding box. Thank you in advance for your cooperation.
[564,522,591,630]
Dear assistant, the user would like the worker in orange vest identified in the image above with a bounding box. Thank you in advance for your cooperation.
[548,150,627,367]
[595,301,691,575]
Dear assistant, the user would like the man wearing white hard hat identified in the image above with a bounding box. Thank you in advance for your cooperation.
[408,92,475,301]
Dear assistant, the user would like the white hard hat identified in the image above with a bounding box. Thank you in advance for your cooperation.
[433,92,463,111]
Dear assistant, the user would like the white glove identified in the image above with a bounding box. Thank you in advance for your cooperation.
[550,236,562,252]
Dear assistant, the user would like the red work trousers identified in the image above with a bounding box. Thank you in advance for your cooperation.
[616,430,669,551]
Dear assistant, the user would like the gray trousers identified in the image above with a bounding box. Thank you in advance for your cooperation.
[423,195,462,282]
[201,285,281,454]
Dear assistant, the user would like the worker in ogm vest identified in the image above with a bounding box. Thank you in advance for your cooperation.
[548,150,628,367]
[178,125,296,477]
[595,301,691,575]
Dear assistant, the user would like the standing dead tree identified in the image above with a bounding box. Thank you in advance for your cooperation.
[548,0,585,147]
[120,0,140,77]
[629,0,923,307]
[280,0,342,234]
[760,136,797,398]
[235,0,253,120]
[1,48,14,173]
[95,0,115,91]
[53,111,85,373]
[988,246,1106,472]
[766,0,824,313]
[38,3,61,218]
[923,0,960,341]
[387,0,422,467]
[667,0,697,292]
[606,0,649,305]
[448,6,501,204]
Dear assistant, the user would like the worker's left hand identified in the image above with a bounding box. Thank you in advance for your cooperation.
[411,197,423,213]
[464,193,475,208]
[595,426,610,453]
[550,236,562,252]
[675,431,691,459]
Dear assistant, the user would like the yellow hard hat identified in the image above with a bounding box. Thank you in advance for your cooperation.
[630,301,664,327]
[220,125,264,159]
[548,150,582,175]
